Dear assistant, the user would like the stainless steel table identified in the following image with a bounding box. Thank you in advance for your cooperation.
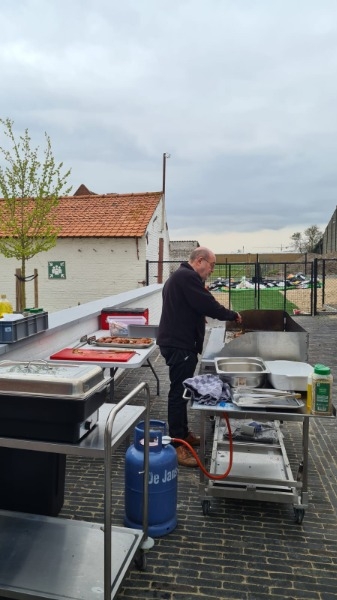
[191,401,336,524]
[0,382,153,600]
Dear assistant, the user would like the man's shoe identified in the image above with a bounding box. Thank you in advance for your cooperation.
[184,431,200,447]
[176,445,198,468]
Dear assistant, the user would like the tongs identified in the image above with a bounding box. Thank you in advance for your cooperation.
[233,387,301,404]
[72,335,97,350]
[235,387,301,398]
[71,336,139,355]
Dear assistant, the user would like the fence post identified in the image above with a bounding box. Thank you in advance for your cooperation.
[313,258,318,315]
[309,261,314,316]
[254,261,259,309]
[283,263,287,312]
[34,269,38,308]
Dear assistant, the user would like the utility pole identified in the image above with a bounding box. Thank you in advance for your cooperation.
[161,152,170,231]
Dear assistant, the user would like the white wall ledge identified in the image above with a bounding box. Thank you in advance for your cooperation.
[0,284,162,362]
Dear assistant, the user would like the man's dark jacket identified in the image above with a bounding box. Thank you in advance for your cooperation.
[157,262,238,355]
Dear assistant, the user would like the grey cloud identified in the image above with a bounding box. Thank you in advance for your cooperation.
[1,0,337,248]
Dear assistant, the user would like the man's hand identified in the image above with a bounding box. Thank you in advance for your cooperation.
[235,312,242,324]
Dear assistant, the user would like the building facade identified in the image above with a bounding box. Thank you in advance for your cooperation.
[0,190,170,312]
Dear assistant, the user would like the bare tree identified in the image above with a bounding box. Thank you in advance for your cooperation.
[290,226,322,253]
[290,232,304,252]
[0,118,71,310]
[304,225,322,252]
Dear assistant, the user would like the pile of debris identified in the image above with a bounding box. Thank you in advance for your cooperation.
[208,272,321,292]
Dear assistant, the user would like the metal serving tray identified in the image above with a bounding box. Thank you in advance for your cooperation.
[94,337,154,349]
[215,357,269,388]
[232,396,305,410]
[0,360,104,398]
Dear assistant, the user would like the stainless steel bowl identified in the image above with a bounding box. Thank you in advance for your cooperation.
[214,357,269,388]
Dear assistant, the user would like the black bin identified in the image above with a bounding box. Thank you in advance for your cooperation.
[0,448,66,516]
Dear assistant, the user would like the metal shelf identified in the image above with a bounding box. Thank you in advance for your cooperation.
[0,383,152,600]
[208,418,301,504]
[0,403,146,456]
[192,402,312,520]
[193,395,335,522]
[0,512,143,600]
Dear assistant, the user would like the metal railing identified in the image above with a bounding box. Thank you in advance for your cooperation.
[146,258,337,316]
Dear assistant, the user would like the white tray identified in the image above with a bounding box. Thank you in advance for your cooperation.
[265,360,313,391]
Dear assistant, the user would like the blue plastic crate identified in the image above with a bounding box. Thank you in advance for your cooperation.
[0,312,48,343]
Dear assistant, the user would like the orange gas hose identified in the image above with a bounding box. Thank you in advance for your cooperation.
[171,412,233,480]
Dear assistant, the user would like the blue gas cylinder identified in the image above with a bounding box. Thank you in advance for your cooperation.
[124,420,178,537]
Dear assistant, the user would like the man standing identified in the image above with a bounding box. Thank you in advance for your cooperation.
[157,247,242,467]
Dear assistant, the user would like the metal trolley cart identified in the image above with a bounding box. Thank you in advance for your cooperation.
[191,395,335,525]
[191,312,336,524]
[0,382,153,600]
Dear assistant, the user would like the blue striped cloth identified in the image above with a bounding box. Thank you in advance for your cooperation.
[183,374,232,405]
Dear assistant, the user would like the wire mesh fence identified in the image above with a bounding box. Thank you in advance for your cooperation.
[147,258,337,315]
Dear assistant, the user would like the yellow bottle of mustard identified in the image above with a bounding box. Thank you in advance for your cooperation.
[0,294,13,318]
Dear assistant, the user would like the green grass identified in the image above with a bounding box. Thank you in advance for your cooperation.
[227,289,298,313]
[213,266,250,279]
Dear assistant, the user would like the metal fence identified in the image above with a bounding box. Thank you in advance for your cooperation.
[146,258,337,316]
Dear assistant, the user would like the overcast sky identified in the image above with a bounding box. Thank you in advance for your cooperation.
[1,0,337,252]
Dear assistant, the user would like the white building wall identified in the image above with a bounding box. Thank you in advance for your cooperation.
[0,197,170,312]
[0,237,148,313]
[145,201,170,261]
[144,201,171,283]
[169,240,199,261]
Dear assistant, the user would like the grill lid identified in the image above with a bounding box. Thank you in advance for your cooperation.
[0,360,105,398]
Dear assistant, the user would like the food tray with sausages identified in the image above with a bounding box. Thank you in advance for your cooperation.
[94,336,155,349]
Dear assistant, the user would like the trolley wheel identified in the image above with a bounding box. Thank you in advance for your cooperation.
[296,461,304,482]
[134,550,147,571]
[209,415,215,432]
[202,500,211,516]
[293,507,305,524]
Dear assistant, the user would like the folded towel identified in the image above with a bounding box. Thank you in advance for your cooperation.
[183,374,232,405]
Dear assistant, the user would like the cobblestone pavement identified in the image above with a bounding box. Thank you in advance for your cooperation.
[59,316,337,600]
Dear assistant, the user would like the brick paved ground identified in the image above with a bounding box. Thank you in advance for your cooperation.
[59,316,337,600]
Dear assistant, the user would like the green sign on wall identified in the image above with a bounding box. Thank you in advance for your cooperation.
[48,261,66,279]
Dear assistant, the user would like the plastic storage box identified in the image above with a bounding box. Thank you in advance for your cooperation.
[100,307,149,330]
[0,312,49,343]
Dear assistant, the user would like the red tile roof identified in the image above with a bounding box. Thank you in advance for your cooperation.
[0,192,163,239]
[73,184,97,196]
